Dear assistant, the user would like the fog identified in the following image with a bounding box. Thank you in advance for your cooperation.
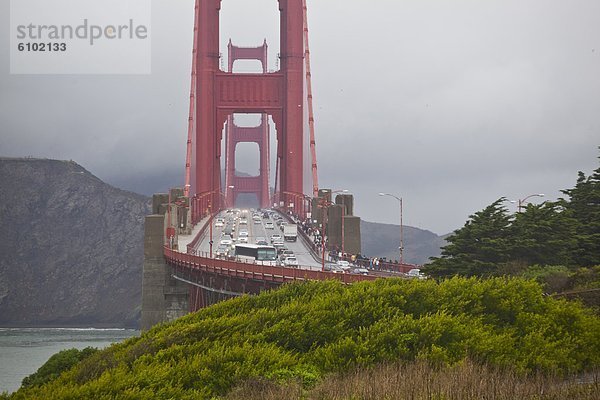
[1,0,598,234]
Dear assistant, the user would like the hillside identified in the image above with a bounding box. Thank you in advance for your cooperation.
[7,278,599,399]
[0,158,150,327]
[361,220,445,264]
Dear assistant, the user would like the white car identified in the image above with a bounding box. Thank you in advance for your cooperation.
[283,257,299,267]
[279,250,294,261]
[408,268,427,280]
[238,237,249,243]
[337,260,352,271]
[273,240,285,249]
[324,264,345,274]
[219,239,233,246]
[351,268,369,275]
[270,234,282,242]
[265,222,274,229]
[239,219,248,225]
[215,219,224,227]
[239,230,249,237]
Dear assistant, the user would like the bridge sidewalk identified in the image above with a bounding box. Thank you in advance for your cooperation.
[178,215,211,252]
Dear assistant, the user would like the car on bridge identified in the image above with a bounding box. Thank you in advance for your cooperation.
[279,249,294,261]
[283,257,299,267]
[219,238,233,246]
[265,222,274,229]
[408,268,427,280]
[238,237,249,243]
[270,234,282,242]
[215,218,225,227]
[215,246,229,258]
[239,230,249,237]
[351,268,369,275]
[324,264,345,274]
[337,260,353,272]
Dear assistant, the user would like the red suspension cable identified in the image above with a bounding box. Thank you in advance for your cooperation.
[184,0,200,198]
[303,0,319,198]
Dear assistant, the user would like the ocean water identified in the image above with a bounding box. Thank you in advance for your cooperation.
[0,327,139,394]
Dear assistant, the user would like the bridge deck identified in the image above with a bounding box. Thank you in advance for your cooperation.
[180,209,324,270]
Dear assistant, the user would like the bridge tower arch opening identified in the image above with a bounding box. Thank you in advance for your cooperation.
[232,135,261,177]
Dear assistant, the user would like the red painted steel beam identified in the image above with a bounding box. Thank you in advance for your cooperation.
[227,39,268,73]
[215,73,284,110]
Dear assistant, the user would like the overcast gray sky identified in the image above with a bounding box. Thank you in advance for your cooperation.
[1,0,599,235]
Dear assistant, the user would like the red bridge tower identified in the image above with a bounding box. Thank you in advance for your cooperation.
[186,0,319,222]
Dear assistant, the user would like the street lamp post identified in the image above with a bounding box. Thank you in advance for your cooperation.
[167,189,173,247]
[511,193,545,212]
[341,205,345,255]
[208,201,213,258]
[282,191,313,219]
[322,204,327,272]
[379,193,404,264]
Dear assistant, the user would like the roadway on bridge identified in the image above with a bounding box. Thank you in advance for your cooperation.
[189,209,323,271]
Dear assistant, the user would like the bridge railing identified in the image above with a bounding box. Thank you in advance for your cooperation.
[186,212,218,254]
[164,247,376,285]
[338,255,420,275]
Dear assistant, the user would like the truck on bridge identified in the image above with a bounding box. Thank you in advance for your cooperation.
[283,223,298,242]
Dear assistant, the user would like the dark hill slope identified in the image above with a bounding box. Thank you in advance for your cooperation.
[361,220,445,264]
[0,158,150,327]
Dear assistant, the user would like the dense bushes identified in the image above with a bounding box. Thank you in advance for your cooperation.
[8,277,600,399]
[20,347,98,389]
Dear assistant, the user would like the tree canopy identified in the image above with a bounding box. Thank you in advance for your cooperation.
[425,151,600,279]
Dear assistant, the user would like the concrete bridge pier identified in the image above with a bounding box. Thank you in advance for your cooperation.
[141,195,190,332]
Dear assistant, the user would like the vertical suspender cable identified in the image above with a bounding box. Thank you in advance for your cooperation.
[303,0,319,198]
[184,0,200,199]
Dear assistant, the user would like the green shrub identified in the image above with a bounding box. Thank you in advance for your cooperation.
[9,278,600,399]
[21,347,98,389]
